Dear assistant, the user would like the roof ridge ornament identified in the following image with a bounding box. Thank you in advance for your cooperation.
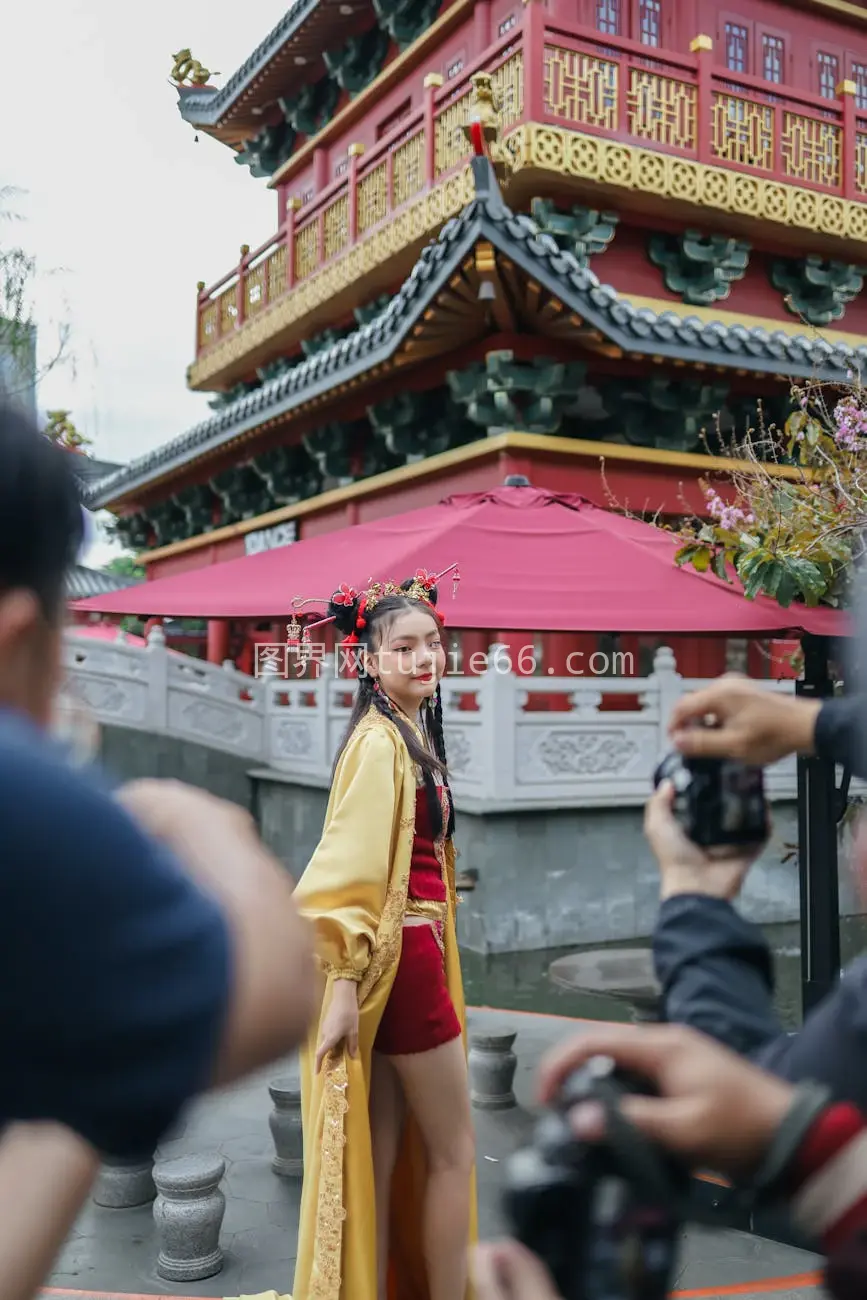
[171,49,219,88]
[463,72,513,186]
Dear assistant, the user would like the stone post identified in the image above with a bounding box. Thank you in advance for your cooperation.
[153,1154,226,1282]
[649,645,681,759]
[468,1030,517,1109]
[92,1154,156,1208]
[479,645,517,804]
[268,1077,304,1177]
[146,623,169,732]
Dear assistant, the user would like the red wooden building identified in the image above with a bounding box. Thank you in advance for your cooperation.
[83,0,867,677]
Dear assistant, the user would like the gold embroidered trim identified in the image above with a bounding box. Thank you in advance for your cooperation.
[310,1052,349,1300]
[321,960,363,982]
[406,897,448,922]
[308,704,412,1300]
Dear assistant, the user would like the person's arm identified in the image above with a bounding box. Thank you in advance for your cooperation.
[0,1123,99,1300]
[814,695,867,777]
[645,780,783,1054]
[646,779,867,1110]
[116,780,317,1087]
[0,748,315,1159]
[654,894,782,1055]
[293,724,400,984]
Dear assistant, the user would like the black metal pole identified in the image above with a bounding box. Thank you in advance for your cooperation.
[795,634,840,1018]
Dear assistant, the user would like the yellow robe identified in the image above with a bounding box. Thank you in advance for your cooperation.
[232,706,477,1300]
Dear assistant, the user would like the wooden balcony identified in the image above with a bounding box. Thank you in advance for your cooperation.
[190,13,867,391]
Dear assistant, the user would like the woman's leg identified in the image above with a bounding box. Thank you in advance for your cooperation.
[370,1049,406,1300]
[388,1036,475,1300]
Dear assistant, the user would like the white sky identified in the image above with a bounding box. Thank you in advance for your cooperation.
[2,0,291,563]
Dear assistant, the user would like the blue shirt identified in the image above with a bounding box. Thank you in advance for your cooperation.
[0,710,232,1158]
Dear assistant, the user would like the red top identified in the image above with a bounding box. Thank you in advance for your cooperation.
[408,786,446,903]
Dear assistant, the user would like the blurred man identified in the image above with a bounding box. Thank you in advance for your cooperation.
[0,402,317,1298]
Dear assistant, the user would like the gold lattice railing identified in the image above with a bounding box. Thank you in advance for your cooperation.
[194,19,865,372]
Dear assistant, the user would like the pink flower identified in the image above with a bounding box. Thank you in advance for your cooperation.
[332,584,357,606]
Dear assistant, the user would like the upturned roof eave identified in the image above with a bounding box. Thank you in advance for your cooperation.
[175,0,324,131]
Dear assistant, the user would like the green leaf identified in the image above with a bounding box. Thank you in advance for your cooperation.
[742,559,772,601]
[760,560,785,600]
[690,546,712,573]
[805,419,822,447]
[775,570,798,607]
[674,543,699,567]
[785,557,828,605]
[785,410,807,439]
[739,532,760,551]
[711,549,730,582]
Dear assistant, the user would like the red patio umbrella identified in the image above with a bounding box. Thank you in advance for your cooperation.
[72,485,847,637]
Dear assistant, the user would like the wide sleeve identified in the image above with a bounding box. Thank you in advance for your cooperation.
[294,725,401,982]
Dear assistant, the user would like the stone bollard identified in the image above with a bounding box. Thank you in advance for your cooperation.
[92,1154,156,1208]
[468,1030,517,1110]
[153,1154,226,1282]
[269,1077,303,1178]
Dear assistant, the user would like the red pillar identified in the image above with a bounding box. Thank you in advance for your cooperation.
[207,619,231,665]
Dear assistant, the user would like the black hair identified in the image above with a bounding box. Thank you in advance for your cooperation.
[330,579,455,839]
[0,400,84,620]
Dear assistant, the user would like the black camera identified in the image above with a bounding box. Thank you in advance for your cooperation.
[652,741,767,850]
[503,1055,688,1300]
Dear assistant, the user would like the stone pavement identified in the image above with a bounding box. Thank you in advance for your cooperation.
[42,1008,823,1300]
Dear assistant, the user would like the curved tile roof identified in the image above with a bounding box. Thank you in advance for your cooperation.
[177,0,324,129]
[85,158,867,509]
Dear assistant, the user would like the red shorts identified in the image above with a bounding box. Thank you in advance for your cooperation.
[375,923,461,1056]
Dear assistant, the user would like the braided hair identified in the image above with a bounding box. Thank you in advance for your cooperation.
[328,580,455,839]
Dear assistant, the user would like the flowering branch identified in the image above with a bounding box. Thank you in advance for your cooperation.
[665,384,867,608]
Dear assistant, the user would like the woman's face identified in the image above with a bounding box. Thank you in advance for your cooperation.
[365,607,446,713]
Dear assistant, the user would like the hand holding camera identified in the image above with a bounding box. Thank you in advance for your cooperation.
[487,1026,799,1300]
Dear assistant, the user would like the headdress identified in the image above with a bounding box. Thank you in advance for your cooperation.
[286,563,461,647]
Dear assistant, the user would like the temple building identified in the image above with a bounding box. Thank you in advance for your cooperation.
[83,0,867,673]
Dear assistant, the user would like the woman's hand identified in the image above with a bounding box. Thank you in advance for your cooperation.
[314,979,359,1073]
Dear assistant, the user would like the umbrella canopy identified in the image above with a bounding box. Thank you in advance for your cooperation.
[72,485,847,637]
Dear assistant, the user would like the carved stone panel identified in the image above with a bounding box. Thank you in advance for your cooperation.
[273,720,314,761]
[445,727,476,778]
[170,695,261,757]
[65,674,147,724]
[517,727,640,779]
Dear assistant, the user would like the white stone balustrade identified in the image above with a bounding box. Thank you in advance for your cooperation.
[63,628,826,810]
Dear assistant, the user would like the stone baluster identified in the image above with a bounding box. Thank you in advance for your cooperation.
[146,624,169,732]
[268,1076,303,1177]
[153,1154,226,1282]
[478,646,517,804]
[92,1154,156,1208]
[649,645,681,759]
[468,1030,518,1110]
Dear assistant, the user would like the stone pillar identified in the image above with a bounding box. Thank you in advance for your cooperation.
[92,1154,156,1208]
[153,1154,226,1282]
[468,1030,517,1110]
[268,1077,303,1177]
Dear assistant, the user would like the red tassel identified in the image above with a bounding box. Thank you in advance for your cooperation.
[469,121,485,157]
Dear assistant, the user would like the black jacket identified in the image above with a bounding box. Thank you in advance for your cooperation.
[654,695,867,1107]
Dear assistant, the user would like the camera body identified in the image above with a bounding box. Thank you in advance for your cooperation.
[652,748,767,849]
[503,1056,686,1300]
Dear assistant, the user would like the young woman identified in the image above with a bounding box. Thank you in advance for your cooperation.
[286,567,477,1300]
